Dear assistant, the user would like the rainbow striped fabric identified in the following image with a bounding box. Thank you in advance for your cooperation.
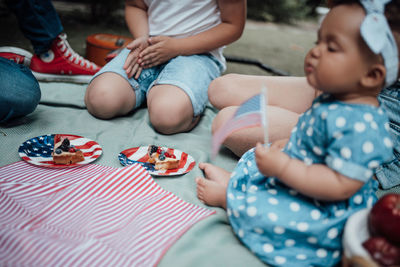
[0,161,215,266]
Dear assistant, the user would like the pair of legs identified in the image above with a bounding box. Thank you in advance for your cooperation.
[208,74,317,156]
[85,52,222,134]
[196,74,317,207]
[85,72,198,134]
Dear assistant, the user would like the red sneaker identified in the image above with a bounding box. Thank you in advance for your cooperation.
[0,46,32,67]
[30,33,100,84]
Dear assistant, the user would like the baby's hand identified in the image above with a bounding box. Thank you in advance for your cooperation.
[138,36,178,68]
[270,138,289,150]
[123,36,149,79]
[255,142,289,178]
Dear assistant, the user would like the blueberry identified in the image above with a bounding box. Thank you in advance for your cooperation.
[61,138,70,147]
[57,138,71,152]
[159,154,166,161]
[150,145,158,154]
[55,148,62,154]
[58,145,69,152]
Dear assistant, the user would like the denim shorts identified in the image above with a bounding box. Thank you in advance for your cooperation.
[92,48,223,116]
[376,81,400,189]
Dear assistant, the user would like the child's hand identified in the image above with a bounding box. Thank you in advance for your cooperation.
[138,36,178,68]
[123,36,149,79]
[255,142,290,178]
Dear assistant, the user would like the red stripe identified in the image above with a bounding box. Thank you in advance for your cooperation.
[178,152,188,168]
[76,140,99,150]
[122,147,140,157]
[58,134,82,141]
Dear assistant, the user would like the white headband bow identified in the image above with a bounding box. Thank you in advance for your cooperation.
[360,0,398,86]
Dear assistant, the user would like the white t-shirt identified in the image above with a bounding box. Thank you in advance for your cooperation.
[143,0,225,69]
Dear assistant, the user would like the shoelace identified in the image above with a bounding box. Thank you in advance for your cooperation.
[11,57,22,64]
[57,33,97,70]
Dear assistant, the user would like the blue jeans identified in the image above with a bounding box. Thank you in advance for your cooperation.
[0,58,41,123]
[376,81,400,189]
[5,0,63,55]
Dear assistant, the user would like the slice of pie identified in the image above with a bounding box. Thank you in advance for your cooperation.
[147,145,180,170]
[52,134,85,165]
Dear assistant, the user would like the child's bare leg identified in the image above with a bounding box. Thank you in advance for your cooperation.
[147,84,199,134]
[209,75,317,157]
[208,74,315,113]
[195,163,231,209]
[85,73,136,119]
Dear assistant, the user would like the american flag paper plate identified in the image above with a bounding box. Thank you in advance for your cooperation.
[18,134,102,168]
[118,146,196,176]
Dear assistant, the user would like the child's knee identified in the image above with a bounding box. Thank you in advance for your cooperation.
[148,102,192,134]
[208,76,224,105]
[85,83,120,119]
[208,74,237,108]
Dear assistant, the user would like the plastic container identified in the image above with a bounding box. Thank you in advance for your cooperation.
[86,33,133,66]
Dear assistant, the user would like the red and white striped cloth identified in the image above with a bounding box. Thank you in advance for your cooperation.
[0,161,215,266]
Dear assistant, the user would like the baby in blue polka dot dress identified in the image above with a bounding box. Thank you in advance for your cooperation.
[196,0,399,266]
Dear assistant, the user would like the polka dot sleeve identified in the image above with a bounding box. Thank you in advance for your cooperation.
[324,107,393,182]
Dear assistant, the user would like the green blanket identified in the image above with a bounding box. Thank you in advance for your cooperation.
[0,82,265,266]
[1,82,398,266]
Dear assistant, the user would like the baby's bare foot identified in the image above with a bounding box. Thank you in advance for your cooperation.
[198,162,231,187]
[196,177,227,209]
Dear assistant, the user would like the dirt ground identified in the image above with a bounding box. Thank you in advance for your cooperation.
[0,1,319,77]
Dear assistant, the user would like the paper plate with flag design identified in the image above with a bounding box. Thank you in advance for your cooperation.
[18,134,102,168]
[118,146,196,176]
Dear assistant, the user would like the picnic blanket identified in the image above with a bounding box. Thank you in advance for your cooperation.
[1,82,399,266]
[0,82,265,267]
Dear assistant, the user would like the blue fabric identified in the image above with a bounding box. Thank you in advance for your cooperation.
[226,94,393,266]
[359,0,398,86]
[376,81,400,189]
[93,48,223,116]
[5,0,63,55]
[0,58,41,123]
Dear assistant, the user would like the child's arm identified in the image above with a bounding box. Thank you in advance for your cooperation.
[254,143,364,201]
[123,0,150,78]
[138,0,246,68]
[125,0,148,39]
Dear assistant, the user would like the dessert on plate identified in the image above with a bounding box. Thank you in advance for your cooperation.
[147,145,180,170]
[52,134,84,164]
